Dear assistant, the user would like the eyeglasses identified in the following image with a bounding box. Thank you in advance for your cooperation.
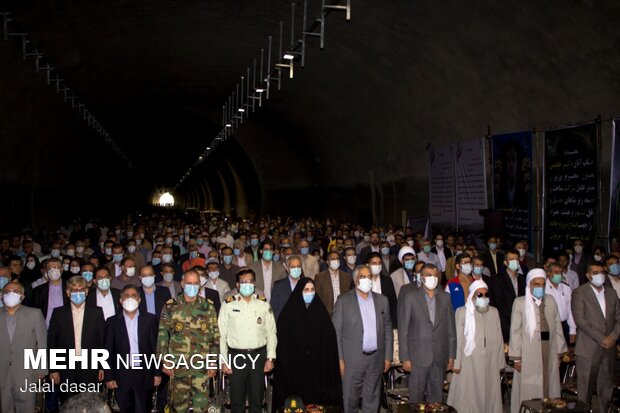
[476,292,490,298]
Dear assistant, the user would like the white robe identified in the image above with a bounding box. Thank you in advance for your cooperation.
[447,306,505,413]
[509,295,567,413]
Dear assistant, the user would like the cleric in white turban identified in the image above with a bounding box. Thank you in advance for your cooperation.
[446,280,505,413]
[509,268,567,413]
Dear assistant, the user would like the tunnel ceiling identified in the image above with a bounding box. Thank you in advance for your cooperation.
[2,0,620,196]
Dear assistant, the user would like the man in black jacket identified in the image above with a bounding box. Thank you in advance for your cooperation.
[490,249,525,342]
[367,253,398,326]
[138,265,171,320]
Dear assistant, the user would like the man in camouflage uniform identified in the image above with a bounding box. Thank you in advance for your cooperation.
[157,269,220,412]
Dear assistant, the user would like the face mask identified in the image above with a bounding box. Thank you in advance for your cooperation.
[48,268,62,281]
[127,231,134,238]
[475,297,490,313]
[594,254,602,262]
[82,271,93,283]
[70,291,86,305]
[97,278,110,290]
[163,272,174,283]
[460,263,473,275]
[222,255,233,265]
[141,276,155,287]
[3,292,22,308]
[0,277,8,289]
[363,235,370,243]
[532,286,544,300]
[507,260,519,272]
[51,249,60,258]
[303,292,315,304]
[357,278,373,293]
[307,236,313,242]
[262,250,273,261]
[436,240,444,248]
[518,248,526,257]
[197,238,204,245]
[403,260,415,270]
[233,248,241,256]
[190,251,198,259]
[208,271,220,280]
[63,264,70,272]
[165,238,173,245]
[407,240,414,247]
[473,266,483,276]
[423,275,438,290]
[70,266,80,274]
[26,261,36,270]
[300,247,310,255]
[122,298,139,312]
[574,246,583,254]
[76,246,85,253]
[609,263,620,276]
[113,254,123,263]
[239,283,255,297]
[127,246,136,254]
[290,268,302,279]
[329,260,340,271]
[105,247,113,256]
[162,254,173,263]
[422,245,431,254]
[551,273,563,284]
[184,284,200,297]
[173,240,180,247]
[591,273,605,287]
[488,243,497,251]
[151,257,161,266]
[66,249,75,257]
[381,247,390,256]
[346,256,357,265]
[126,267,136,277]
[370,264,382,276]
[250,239,259,247]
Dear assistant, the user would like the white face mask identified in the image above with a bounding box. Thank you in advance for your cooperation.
[594,254,602,262]
[127,246,136,254]
[329,260,340,271]
[163,273,174,283]
[518,248,526,257]
[141,276,155,288]
[162,254,173,263]
[591,273,605,287]
[423,275,438,290]
[346,256,357,265]
[208,271,220,280]
[26,261,36,270]
[460,263,473,275]
[66,249,75,257]
[357,278,373,293]
[122,298,139,313]
[370,264,382,276]
[574,245,583,254]
[70,266,81,274]
[436,240,444,248]
[2,292,22,308]
[48,268,62,281]
[126,267,136,277]
[76,246,85,253]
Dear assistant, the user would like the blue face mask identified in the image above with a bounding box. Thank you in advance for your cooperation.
[190,251,198,259]
[488,243,497,251]
[404,260,415,270]
[184,284,200,298]
[262,250,273,261]
[609,263,620,276]
[290,268,302,279]
[507,260,520,272]
[70,291,86,305]
[113,253,123,263]
[422,245,431,254]
[273,254,280,262]
[300,247,310,255]
[551,273,563,284]
[197,239,204,245]
[239,283,255,297]
[223,255,233,265]
[381,247,391,256]
[97,278,111,291]
[303,292,315,304]
[82,271,93,283]
[233,248,241,256]
[473,267,483,276]
[250,239,259,247]
[532,286,544,300]
[151,257,161,266]
[0,277,9,289]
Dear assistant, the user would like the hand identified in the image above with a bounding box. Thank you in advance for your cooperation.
[339,360,345,377]
[106,380,118,390]
[222,365,232,375]
[207,369,217,378]
[154,376,162,387]
[601,335,615,349]
[513,361,522,373]
[98,370,104,382]
[263,360,274,373]
[447,359,454,372]
[162,368,175,377]
[38,374,46,380]
[49,372,60,385]
[569,334,576,344]
[402,360,412,373]
[384,360,391,373]
[452,369,461,374]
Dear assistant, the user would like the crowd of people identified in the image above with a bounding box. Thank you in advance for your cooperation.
[1,212,620,413]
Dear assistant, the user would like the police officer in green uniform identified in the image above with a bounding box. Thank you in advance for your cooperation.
[219,267,277,413]
[157,269,220,412]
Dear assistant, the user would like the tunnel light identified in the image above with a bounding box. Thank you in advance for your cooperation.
[283,54,294,60]
[225,123,232,128]
[238,108,245,113]
[256,88,264,93]
[207,147,211,150]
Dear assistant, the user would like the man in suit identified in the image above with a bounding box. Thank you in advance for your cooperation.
[138,265,171,320]
[380,241,400,275]
[390,246,417,297]
[397,263,456,403]
[232,240,252,267]
[32,258,69,327]
[332,265,393,413]
[157,263,182,299]
[104,285,161,413]
[431,233,454,276]
[248,240,285,302]
[359,231,381,264]
[570,239,592,285]
[220,247,240,287]
[492,249,526,342]
[204,259,231,303]
[86,266,121,320]
[105,243,125,278]
[315,251,353,315]
[0,281,47,413]
[481,236,505,277]
[367,253,398,326]
[271,255,305,319]
[111,257,142,290]
[48,276,105,402]
[572,261,620,413]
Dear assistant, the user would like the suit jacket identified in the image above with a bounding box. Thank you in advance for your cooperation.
[0,306,47,387]
[481,250,505,277]
[397,286,456,368]
[232,252,253,267]
[271,277,301,320]
[315,269,353,315]
[47,304,105,384]
[32,281,69,319]
[156,280,182,299]
[359,245,380,264]
[390,268,415,298]
[249,260,286,296]
[431,247,454,269]
[378,275,398,326]
[200,287,222,315]
[85,288,122,317]
[572,283,620,359]
[332,289,393,366]
[103,311,159,386]
[492,270,525,342]
[139,285,172,320]
[570,253,592,285]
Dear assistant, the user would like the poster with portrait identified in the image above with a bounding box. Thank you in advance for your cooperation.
[544,123,598,253]
[492,131,533,247]
[609,120,620,249]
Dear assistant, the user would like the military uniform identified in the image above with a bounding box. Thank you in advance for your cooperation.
[157,295,220,412]
[218,293,277,413]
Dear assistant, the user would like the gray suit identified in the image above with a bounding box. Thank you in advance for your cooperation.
[397,286,456,403]
[0,305,47,413]
[332,289,393,413]
[248,260,285,301]
[572,283,620,413]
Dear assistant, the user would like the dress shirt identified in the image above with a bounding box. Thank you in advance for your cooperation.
[144,288,156,315]
[490,252,498,273]
[46,282,64,327]
[237,255,247,267]
[436,248,446,271]
[262,261,273,302]
[545,282,577,334]
[591,285,606,318]
[509,272,519,296]
[71,304,85,356]
[6,309,17,343]
[609,276,620,299]
[329,269,341,303]
[564,270,580,290]
[289,277,299,292]
[96,289,116,320]
[356,291,378,352]
[123,310,140,366]
[371,275,382,294]
[424,292,436,325]
[114,263,122,277]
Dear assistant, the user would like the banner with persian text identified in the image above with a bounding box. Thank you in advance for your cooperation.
[609,120,620,248]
